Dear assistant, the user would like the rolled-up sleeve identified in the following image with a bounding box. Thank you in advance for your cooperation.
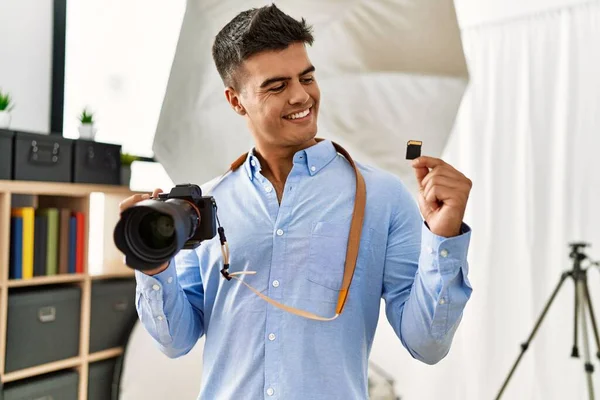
[135,249,205,358]
[382,190,473,365]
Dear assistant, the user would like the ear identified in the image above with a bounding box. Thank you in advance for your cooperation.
[225,87,246,116]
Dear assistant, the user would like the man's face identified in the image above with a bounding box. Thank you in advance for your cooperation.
[226,42,320,149]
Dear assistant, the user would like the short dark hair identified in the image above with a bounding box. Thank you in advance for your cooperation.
[212,4,314,89]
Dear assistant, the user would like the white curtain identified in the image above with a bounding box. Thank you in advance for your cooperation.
[368,2,600,399]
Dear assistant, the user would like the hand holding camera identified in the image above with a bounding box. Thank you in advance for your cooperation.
[119,188,164,213]
[118,188,169,275]
[114,184,218,274]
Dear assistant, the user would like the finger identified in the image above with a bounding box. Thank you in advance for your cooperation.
[151,188,163,198]
[422,177,464,197]
[424,183,468,208]
[420,187,441,212]
[423,177,464,199]
[421,167,465,189]
[414,166,429,186]
[118,193,151,212]
[425,185,453,206]
[417,194,437,218]
[412,156,447,170]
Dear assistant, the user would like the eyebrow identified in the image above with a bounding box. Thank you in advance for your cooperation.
[259,65,316,88]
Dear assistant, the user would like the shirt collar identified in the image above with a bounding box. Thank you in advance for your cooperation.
[243,150,262,181]
[293,139,337,176]
[243,139,337,181]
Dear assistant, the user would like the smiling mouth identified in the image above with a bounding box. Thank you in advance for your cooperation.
[283,107,312,120]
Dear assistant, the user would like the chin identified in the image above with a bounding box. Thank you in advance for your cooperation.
[290,127,318,145]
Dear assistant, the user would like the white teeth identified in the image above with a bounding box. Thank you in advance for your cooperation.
[285,108,310,120]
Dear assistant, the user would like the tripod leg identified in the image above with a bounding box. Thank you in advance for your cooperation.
[495,272,570,400]
[577,281,595,400]
[583,278,600,360]
[573,277,581,358]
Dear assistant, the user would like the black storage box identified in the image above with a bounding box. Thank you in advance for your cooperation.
[5,285,81,373]
[89,279,137,353]
[72,139,121,185]
[13,131,73,182]
[2,370,79,400]
[88,358,117,400]
[0,129,14,180]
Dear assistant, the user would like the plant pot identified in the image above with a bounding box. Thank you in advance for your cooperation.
[78,123,97,140]
[0,111,11,129]
[120,165,131,186]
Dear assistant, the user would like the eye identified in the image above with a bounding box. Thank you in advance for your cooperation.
[301,76,314,84]
[269,83,286,92]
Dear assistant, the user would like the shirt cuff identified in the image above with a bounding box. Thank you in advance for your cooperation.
[420,222,471,276]
[134,260,179,301]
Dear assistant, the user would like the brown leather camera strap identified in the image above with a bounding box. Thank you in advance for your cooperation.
[223,139,366,321]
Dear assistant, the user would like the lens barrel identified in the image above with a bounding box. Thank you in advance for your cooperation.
[114,198,200,271]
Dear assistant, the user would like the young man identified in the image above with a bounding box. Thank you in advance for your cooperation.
[123,4,473,399]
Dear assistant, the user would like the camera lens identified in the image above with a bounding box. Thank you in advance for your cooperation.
[139,212,175,250]
[114,198,200,271]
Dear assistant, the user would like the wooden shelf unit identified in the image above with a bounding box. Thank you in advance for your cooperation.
[0,180,140,399]
[7,274,86,288]
[2,356,82,383]
[87,347,124,363]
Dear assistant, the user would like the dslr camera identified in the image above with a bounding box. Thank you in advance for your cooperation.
[114,184,217,271]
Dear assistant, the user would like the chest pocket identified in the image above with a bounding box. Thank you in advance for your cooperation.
[306,221,354,290]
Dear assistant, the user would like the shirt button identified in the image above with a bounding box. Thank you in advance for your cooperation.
[167,277,173,284]
[276,229,284,236]
[439,298,446,305]
[272,280,280,288]
[310,166,316,172]
[267,388,275,396]
[265,186,273,193]
[152,284,160,291]
[268,333,276,341]
[427,246,434,254]
[157,315,164,321]
[440,249,449,258]
[251,160,257,167]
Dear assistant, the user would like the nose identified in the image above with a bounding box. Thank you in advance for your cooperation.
[288,80,310,106]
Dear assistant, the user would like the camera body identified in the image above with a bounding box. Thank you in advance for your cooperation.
[114,183,219,271]
[157,183,218,249]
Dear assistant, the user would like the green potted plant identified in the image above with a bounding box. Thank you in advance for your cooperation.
[0,88,15,129]
[120,152,141,186]
[77,107,97,140]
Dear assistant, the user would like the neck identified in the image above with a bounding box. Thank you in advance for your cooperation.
[254,138,317,184]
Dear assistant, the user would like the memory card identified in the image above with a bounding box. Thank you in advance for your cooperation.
[406,140,422,160]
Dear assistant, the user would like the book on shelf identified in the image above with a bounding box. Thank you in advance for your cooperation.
[74,211,84,274]
[38,208,59,276]
[9,207,86,279]
[68,214,77,274]
[59,209,70,274]
[33,212,47,277]
[10,207,34,279]
[9,216,23,280]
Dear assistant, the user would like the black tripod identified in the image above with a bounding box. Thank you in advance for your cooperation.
[496,243,600,400]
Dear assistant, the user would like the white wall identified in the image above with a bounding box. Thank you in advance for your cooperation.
[0,0,53,133]
[455,0,593,27]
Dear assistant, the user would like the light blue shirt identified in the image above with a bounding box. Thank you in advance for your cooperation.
[135,139,473,400]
